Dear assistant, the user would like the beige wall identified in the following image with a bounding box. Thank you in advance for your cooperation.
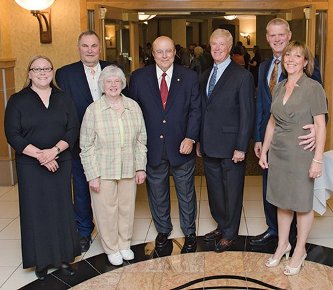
[1,0,82,90]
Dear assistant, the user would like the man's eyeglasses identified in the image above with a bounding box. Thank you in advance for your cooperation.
[29,67,53,73]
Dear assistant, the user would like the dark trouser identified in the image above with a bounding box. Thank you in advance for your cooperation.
[146,158,197,236]
[72,158,94,238]
[203,157,245,240]
[263,168,297,239]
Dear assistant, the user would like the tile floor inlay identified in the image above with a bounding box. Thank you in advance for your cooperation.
[20,236,333,290]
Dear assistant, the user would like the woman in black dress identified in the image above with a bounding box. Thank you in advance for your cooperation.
[4,56,80,280]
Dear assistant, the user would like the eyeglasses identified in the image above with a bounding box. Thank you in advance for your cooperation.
[29,67,53,73]
[153,49,175,56]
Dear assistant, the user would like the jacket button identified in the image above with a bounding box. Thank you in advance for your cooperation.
[160,135,164,139]
[162,120,166,123]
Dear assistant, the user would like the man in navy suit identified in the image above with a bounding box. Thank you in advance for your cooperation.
[250,18,322,246]
[197,29,255,252]
[129,36,201,253]
[55,31,112,252]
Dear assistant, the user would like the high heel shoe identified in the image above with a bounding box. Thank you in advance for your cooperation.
[265,243,291,268]
[283,253,307,276]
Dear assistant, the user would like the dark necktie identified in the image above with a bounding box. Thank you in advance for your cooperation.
[207,66,218,97]
[160,72,168,109]
[269,59,280,94]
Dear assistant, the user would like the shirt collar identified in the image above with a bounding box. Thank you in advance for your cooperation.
[156,64,174,79]
[100,93,131,111]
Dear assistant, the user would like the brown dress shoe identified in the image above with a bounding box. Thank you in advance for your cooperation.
[204,228,222,242]
[215,238,234,253]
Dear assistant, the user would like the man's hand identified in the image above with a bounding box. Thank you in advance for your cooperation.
[254,142,262,158]
[232,150,245,163]
[298,124,316,151]
[179,138,194,155]
[89,177,100,193]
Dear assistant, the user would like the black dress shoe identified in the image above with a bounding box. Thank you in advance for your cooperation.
[155,232,170,248]
[215,238,234,253]
[182,233,197,253]
[80,236,91,252]
[249,229,278,246]
[35,267,48,281]
[204,228,222,242]
[61,262,75,276]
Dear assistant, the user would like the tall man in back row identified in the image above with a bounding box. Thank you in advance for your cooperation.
[250,18,322,246]
[56,31,112,252]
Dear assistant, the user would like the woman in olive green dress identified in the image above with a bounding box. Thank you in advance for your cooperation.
[259,41,327,276]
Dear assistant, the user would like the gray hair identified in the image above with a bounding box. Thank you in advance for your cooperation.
[210,29,233,49]
[266,18,291,34]
[98,65,127,92]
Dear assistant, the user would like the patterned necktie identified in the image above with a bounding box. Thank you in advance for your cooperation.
[207,66,218,97]
[269,59,280,94]
[160,72,168,109]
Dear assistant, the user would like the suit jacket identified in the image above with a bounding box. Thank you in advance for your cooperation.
[200,61,255,158]
[254,57,322,142]
[55,60,111,158]
[129,64,201,167]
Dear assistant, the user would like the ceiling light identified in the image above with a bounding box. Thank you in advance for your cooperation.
[224,15,237,20]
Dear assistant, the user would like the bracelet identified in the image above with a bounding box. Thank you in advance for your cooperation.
[313,158,323,164]
[54,145,61,154]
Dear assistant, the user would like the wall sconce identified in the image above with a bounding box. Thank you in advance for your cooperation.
[15,0,55,43]
[240,32,251,45]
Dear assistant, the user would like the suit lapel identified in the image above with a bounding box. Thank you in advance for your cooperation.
[165,66,182,112]
[146,65,163,108]
[263,58,273,98]
[207,62,234,103]
[76,62,94,103]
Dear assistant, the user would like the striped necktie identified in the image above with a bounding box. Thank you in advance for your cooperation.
[208,66,218,97]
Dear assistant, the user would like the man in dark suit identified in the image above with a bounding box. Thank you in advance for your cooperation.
[55,31,112,252]
[250,18,322,246]
[197,29,255,252]
[129,36,201,253]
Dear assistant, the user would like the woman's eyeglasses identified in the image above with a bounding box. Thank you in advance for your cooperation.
[29,67,53,73]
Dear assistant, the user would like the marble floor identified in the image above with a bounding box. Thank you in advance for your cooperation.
[1,176,333,289]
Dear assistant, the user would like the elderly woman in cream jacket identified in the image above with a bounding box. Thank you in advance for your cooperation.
[80,65,147,266]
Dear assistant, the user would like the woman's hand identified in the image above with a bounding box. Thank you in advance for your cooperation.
[135,170,146,185]
[44,159,59,172]
[37,147,58,165]
[259,152,269,169]
[89,177,100,193]
[309,161,322,179]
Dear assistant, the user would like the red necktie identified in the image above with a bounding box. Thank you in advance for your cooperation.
[160,72,168,109]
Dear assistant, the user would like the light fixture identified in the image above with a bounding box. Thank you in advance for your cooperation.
[224,15,237,20]
[15,0,55,43]
[138,12,156,21]
[240,32,251,45]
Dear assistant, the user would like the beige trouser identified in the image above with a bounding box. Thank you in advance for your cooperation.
[90,178,136,254]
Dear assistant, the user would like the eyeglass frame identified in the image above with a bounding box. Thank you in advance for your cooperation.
[29,67,53,73]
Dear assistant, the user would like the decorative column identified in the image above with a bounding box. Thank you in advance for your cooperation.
[0,58,17,185]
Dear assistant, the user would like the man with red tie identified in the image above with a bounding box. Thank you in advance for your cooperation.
[130,36,201,253]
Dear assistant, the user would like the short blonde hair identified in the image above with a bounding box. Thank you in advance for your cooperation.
[23,55,58,89]
[282,40,314,77]
[266,18,290,34]
[98,65,127,93]
[210,29,233,49]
